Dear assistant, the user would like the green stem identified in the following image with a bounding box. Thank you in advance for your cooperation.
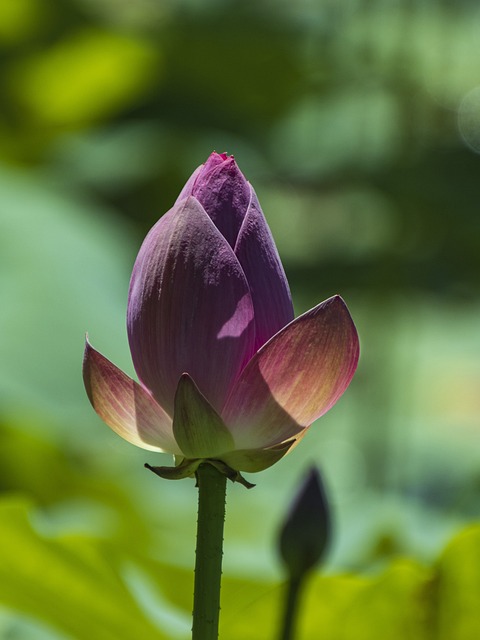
[192,463,227,640]
[279,575,305,640]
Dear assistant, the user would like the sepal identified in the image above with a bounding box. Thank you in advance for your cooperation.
[145,458,202,480]
[145,458,255,489]
[206,460,255,489]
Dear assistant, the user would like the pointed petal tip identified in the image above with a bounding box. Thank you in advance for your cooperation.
[324,294,356,321]
[82,337,100,404]
[83,334,105,368]
[320,294,350,313]
[317,294,360,364]
[83,336,97,371]
[330,294,346,309]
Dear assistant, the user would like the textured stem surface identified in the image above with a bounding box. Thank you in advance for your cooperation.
[192,463,227,640]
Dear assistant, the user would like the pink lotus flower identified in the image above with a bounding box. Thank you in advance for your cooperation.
[83,153,359,480]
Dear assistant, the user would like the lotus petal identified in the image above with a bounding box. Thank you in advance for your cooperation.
[191,156,251,248]
[223,296,359,449]
[127,196,255,415]
[173,374,234,459]
[176,152,226,202]
[234,189,294,350]
[83,339,179,453]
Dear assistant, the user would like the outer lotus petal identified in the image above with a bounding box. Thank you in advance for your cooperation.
[219,440,294,473]
[234,188,294,351]
[127,196,255,416]
[82,339,179,453]
[191,156,251,248]
[173,374,235,459]
[175,152,227,202]
[223,296,359,449]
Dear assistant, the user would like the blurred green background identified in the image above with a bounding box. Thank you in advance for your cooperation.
[1,0,479,638]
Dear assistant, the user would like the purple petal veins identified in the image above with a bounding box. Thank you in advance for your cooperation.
[223,296,359,450]
[83,152,360,475]
[127,196,255,416]
[234,189,294,350]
